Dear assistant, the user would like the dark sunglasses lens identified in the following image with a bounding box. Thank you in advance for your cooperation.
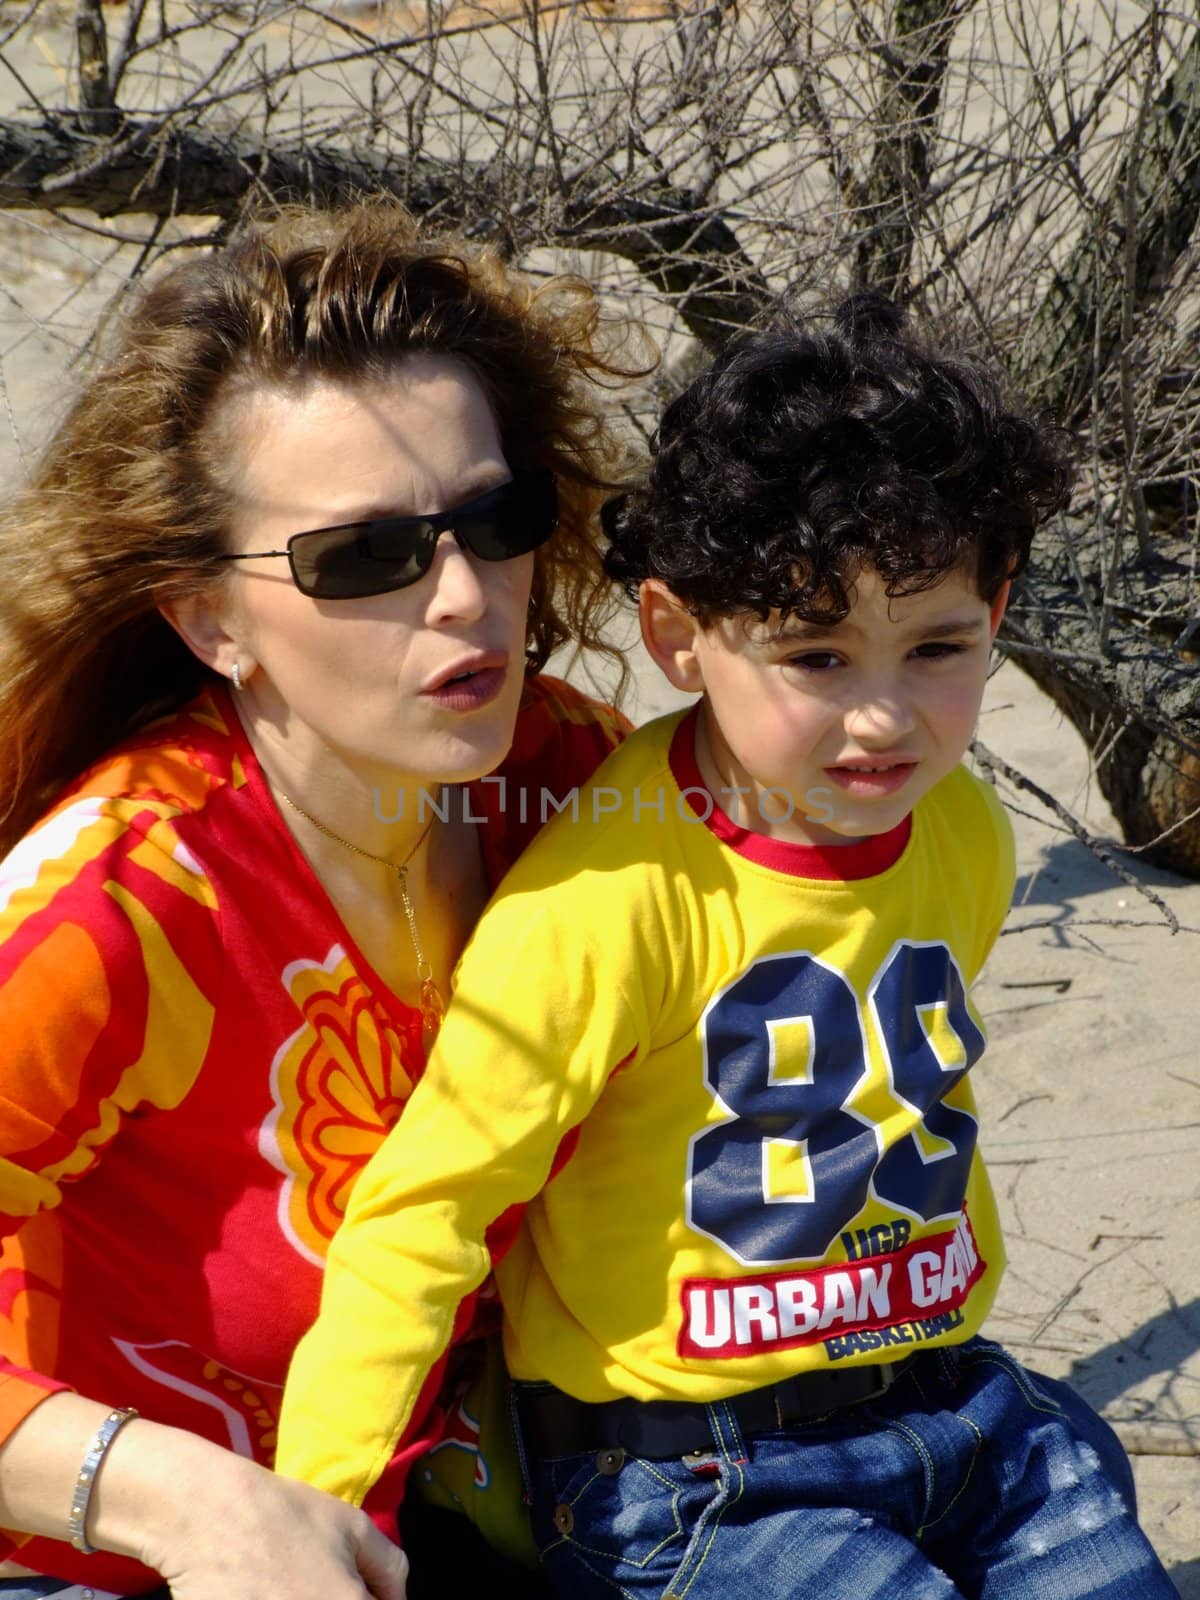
[285,472,556,597]
[454,473,558,562]
[289,524,434,598]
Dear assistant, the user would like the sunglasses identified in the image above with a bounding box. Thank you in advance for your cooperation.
[219,469,558,600]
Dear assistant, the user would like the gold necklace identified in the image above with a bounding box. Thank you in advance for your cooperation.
[279,791,446,1045]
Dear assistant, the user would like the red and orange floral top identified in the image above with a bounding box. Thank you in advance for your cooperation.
[0,675,625,1594]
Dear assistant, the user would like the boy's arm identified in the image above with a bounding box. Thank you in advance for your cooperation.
[274,872,643,1505]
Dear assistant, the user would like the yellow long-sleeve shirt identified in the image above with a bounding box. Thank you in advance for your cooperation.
[277,707,1013,1505]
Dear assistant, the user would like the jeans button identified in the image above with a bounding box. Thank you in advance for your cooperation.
[596,1446,625,1475]
[553,1502,575,1535]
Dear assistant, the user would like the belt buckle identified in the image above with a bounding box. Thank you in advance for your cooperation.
[867,1361,893,1401]
[866,1358,904,1402]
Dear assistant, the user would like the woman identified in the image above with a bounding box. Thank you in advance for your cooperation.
[0,200,639,1599]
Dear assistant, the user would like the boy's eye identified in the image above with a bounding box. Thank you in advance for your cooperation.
[786,650,842,671]
[911,641,967,661]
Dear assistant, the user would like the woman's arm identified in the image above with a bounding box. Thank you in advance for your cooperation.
[0,1392,408,1600]
[0,806,406,1597]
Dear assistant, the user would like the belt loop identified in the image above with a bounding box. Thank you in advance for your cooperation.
[508,1381,535,1502]
[705,1397,749,1465]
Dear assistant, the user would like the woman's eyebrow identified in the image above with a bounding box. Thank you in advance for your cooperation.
[313,473,509,528]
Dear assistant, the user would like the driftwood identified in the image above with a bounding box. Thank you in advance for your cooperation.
[0,113,770,353]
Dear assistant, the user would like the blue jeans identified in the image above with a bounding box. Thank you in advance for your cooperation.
[526,1338,1177,1600]
[0,1582,169,1598]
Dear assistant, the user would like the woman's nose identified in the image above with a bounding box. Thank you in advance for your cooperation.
[424,531,488,625]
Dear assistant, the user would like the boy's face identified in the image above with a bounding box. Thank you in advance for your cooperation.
[643,566,1007,847]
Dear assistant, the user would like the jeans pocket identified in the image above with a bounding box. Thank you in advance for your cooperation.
[956,1336,1077,1421]
[531,1449,723,1590]
[952,1337,1140,1509]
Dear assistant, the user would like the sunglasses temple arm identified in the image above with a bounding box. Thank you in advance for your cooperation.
[219,550,292,562]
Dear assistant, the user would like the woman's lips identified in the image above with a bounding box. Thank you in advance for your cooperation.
[823,761,918,797]
[422,663,507,711]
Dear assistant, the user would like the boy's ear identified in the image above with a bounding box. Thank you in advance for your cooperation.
[987,579,1012,640]
[638,579,705,693]
[159,592,250,684]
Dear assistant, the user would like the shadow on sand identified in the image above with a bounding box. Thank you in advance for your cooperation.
[1064,1300,1199,1597]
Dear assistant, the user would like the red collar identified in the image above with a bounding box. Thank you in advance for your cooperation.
[667,705,911,881]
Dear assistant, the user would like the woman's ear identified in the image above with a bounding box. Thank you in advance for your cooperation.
[987,578,1011,640]
[159,592,251,686]
[638,580,705,693]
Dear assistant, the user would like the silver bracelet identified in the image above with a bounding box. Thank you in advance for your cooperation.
[67,1407,139,1554]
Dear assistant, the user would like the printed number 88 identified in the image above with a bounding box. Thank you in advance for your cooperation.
[686,943,984,1266]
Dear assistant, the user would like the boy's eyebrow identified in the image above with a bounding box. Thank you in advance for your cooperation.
[767,614,986,644]
[908,617,987,640]
[766,621,841,644]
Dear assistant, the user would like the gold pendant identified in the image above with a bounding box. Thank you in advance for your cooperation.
[420,976,445,1050]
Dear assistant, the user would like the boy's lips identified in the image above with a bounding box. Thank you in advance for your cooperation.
[823,759,918,797]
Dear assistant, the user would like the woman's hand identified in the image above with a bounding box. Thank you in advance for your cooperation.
[146,1453,409,1600]
[0,1395,407,1600]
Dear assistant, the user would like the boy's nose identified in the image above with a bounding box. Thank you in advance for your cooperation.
[842,691,918,744]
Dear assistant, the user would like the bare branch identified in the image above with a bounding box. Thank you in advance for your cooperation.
[1015,18,1200,421]
[0,113,770,349]
[74,1,116,136]
[971,738,1180,932]
[851,0,974,300]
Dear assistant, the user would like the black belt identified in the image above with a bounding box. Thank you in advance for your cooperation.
[516,1358,912,1462]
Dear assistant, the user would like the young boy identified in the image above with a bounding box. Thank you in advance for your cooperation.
[276,304,1175,1598]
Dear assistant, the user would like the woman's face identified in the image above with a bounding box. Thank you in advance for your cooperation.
[212,356,537,789]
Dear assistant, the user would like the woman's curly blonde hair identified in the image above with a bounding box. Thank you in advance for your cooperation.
[0,199,648,853]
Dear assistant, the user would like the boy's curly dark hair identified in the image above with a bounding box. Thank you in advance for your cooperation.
[603,295,1073,622]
